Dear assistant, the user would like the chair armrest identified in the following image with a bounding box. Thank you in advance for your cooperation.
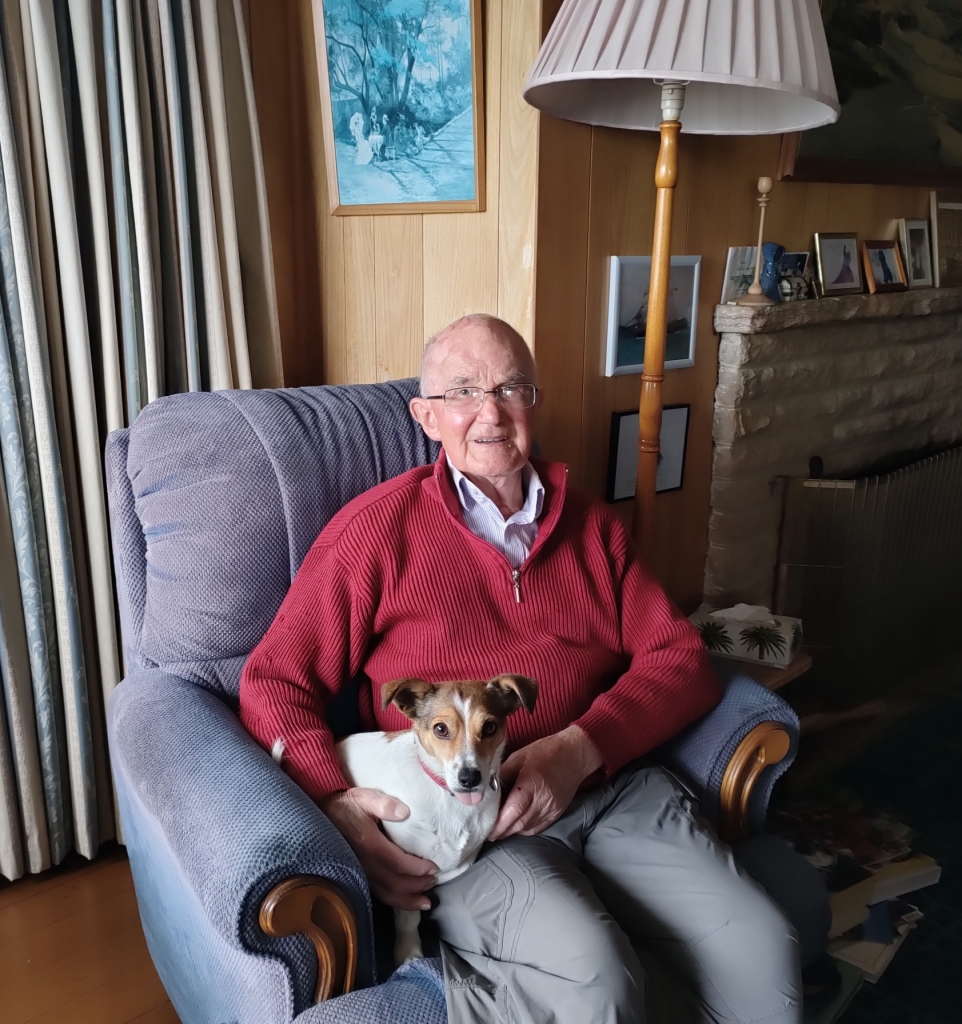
[654,659,799,842]
[108,670,377,1006]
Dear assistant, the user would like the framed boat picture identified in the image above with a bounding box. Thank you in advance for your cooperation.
[310,0,485,215]
[605,256,701,376]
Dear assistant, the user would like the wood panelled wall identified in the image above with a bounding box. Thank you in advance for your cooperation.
[247,0,931,610]
[534,124,930,610]
[278,0,543,385]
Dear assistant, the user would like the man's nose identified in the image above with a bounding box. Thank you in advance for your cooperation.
[458,767,482,789]
[476,390,506,421]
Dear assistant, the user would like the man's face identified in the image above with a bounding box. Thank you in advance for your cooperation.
[410,326,538,485]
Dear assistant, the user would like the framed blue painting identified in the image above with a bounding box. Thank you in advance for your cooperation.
[311,0,485,214]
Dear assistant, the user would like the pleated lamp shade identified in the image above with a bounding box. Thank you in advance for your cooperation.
[524,0,839,134]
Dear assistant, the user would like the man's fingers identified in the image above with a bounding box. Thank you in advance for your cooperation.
[498,751,524,789]
[501,804,541,839]
[489,784,533,841]
[381,838,438,879]
[366,859,434,910]
[351,787,411,822]
[372,884,432,912]
[360,817,437,878]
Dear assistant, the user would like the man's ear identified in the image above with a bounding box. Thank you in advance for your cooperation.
[408,397,442,442]
[487,675,538,715]
[381,678,435,720]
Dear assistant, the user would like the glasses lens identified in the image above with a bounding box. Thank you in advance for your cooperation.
[498,384,536,408]
[444,387,484,408]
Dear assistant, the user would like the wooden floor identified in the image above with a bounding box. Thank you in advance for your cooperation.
[0,843,181,1024]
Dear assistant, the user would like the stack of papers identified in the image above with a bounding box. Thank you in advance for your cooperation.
[770,787,940,984]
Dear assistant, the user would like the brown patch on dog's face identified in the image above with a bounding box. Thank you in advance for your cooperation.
[381,676,539,795]
[411,680,504,768]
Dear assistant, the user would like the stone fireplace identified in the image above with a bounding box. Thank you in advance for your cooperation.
[705,287,962,608]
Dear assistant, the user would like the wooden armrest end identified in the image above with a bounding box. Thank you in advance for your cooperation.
[260,876,358,1003]
[717,723,791,845]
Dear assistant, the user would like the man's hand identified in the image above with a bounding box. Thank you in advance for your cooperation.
[488,724,603,841]
[319,788,438,911]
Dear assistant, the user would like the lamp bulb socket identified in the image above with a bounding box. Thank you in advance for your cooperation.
[658,80,687,122]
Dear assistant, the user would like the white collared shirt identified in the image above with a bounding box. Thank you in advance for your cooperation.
[448,462,544,569]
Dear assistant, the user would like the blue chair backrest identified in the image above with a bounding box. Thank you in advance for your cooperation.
[105,380,440,704]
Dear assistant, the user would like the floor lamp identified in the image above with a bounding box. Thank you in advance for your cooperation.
[524,0,840,559]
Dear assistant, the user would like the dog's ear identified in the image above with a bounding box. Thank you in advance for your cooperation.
[487,675,538,715]
[381,678,435,719]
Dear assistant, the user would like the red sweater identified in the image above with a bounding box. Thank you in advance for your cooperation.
[239,454,720,801]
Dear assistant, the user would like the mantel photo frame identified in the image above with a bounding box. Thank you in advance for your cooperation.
[310,0,485,215]
[861,240,908,295]
[813,233,863,297]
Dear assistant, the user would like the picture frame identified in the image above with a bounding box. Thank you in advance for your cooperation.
[930,190,962,288]
[861,240,908,295]
[606,405,691,502]
[813,233,863,297]
[310,0,485,215]
[776,2,962,188]
[719,246,756,304]
[606,256,701,376]
[898,219,933,289]
[776,251,809,280]
[775,251,812,302]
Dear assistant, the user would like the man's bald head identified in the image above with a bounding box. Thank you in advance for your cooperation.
[419,314,536,397]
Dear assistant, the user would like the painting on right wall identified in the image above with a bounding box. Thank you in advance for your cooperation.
[784,0,962,186]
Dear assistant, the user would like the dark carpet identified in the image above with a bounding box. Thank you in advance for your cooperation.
[832,691,962,1023]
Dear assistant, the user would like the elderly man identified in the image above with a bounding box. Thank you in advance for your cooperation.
[240,314,801,1024]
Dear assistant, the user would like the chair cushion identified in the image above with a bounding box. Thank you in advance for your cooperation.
[115,381,439,700]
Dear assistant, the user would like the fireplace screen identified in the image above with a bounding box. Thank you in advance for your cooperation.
[775,446,962,698]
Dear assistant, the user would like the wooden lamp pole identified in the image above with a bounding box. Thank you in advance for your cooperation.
[633,82,685,559]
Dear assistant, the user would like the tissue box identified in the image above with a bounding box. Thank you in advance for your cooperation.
[690,608,802,669]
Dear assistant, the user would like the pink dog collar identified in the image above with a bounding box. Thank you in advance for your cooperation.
[419,759,449,790]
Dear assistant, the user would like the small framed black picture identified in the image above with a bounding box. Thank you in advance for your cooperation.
[606,405,691,502]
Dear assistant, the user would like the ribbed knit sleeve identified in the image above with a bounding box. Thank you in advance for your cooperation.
[239,534,372,801]
[574,514,721,774]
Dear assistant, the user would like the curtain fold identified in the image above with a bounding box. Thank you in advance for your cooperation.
[0,461,50,874]
[0,0,282,880]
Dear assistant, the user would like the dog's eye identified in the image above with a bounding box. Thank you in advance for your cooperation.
[481,720,498,738]
[433,722,449,738]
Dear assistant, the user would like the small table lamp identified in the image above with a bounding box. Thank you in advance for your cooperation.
[524,0,839,558]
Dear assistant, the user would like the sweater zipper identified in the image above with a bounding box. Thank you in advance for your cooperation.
[512,569,522,604]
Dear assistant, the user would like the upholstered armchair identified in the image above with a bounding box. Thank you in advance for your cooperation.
[105,379,824,1024]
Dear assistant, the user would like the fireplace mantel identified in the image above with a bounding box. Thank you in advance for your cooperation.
[714,286,962,335]
[705,287,962,608]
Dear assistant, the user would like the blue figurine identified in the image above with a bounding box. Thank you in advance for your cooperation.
[759,242,785,302]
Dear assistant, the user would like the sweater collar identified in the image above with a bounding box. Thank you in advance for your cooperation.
[432,450,568,559]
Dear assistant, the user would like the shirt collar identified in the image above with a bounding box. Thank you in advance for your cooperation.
[448,461,545,525]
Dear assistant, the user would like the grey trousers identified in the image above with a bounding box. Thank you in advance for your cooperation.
[433,765,802,1024]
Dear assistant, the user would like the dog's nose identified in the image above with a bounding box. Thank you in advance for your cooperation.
[458,768,482,789]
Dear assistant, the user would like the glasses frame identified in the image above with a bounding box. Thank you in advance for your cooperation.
[423,383,540,409]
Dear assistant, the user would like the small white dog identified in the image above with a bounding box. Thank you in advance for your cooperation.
[335,674,538,965]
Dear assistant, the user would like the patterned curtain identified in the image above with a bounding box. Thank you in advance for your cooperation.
[0,0,281,880]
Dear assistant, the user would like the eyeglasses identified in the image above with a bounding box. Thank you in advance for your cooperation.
[424,383,539,412]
